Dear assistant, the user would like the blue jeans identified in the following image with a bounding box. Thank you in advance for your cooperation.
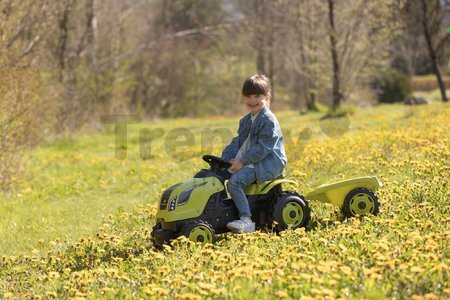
[226,167,256,218]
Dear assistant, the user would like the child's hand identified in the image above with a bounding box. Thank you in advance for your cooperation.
[230,159,243,171]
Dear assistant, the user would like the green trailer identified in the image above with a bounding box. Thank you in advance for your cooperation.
[305,176,382,217]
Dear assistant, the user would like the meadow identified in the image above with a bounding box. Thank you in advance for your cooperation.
[0,102,449,299]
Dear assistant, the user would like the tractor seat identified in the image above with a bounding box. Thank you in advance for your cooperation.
[195,168,284,185]
[250,174,284,184]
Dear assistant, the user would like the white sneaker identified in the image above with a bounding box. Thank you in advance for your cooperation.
[227,217,255,233]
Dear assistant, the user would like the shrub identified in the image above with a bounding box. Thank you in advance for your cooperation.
[0,62,56,189]
[374,71,412,103]
[322,104,356,119]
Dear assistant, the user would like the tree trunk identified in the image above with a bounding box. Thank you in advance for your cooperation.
[307,81,318,111]
[420,0,448,102]
[58,1,72,83]
[328,0,343,111]
[267,6,275,103]
[85,0,97,65]
[268,51,274,103]
[257,47,265,74]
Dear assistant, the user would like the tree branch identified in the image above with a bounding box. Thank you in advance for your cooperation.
[435,34,449,52]
[14,34,40,64]
[99,21,246,67]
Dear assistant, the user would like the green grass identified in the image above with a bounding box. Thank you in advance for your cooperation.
[0,102,449,298]
[0,114,263,254]
[413,88,449,102]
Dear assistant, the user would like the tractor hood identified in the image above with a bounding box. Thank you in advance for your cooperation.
[156,177,224,222]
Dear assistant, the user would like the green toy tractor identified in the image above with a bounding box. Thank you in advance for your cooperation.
[151,155,311,246]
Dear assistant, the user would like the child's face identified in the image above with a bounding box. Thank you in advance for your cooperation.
[243,94,269,114]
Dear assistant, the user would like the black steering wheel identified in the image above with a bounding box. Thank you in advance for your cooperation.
[203,155,231,170]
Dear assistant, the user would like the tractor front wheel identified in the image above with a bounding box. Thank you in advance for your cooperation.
[181,220,216,244]
[150,221,163,248]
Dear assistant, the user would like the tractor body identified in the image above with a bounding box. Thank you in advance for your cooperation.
[151,158,310,246]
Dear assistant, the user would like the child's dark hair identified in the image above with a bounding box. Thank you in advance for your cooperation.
[242,74,271,97]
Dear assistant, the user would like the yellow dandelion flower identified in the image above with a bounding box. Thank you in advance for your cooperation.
[47,271,60,280]
[275,291,289,298]
[176,292,202,300]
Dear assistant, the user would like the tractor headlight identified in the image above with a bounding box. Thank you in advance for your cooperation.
[168,197,177,211]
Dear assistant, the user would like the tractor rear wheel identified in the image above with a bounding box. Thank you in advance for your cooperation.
[181,220,216,244]
[272,192,310,231]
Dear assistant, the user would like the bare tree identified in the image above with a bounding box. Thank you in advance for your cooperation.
[0,0,57,189]
[328,0,343,111]
[326,0,399,110]
[56,0,74,82]
[0,0,50,65]
[285,0,328,111]
[235,0,286,103]
[418,0,449,102]
[296,0,320,111]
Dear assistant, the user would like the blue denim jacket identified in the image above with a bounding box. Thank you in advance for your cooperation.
[221,106,287,184]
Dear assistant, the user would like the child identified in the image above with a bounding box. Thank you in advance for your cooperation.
[221,74,287,233]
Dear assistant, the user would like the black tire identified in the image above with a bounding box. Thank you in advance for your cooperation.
[342,187,380,217]
[272,192,311,231]
[150,221,163,248]
[181,220,217,244]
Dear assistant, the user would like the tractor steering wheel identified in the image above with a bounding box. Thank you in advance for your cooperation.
[202,155,232,170]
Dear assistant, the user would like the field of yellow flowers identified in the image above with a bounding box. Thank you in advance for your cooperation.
[0,103,449,299]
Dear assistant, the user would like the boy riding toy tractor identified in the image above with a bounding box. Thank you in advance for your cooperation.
[151,155,382,246]
[151,155,311,245]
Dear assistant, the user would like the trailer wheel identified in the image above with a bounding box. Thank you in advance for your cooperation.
[181,220,216,244]
[343,187,380,217]
[272,192,310,231]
